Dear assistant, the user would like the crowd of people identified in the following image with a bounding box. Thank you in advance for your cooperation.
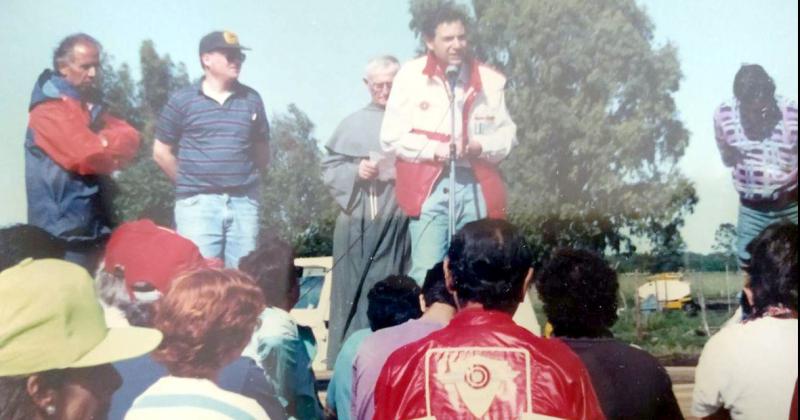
[2,2,797,419]
[2,217,796,419]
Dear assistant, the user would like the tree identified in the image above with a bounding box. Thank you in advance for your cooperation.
[102,41,336,255]
[259,104,338,256]
[712,223,738,270]
[648,221,687,273]
[408,0,697,260]
[109,40,189,227]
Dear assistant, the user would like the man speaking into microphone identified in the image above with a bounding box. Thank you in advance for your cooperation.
[381,4,517,283]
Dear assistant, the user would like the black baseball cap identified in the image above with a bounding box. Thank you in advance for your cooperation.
[199,30,250,55]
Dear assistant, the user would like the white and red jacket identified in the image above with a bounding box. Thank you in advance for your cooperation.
[380,54,517,218]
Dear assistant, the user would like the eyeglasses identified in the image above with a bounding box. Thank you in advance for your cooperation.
[368,81,392,91]
[216,49,246,63]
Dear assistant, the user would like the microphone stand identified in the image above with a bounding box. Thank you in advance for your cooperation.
[447,68,458,241]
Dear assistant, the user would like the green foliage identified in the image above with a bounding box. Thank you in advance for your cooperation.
[106,41,189,226]
[613,251,737,273]
[712,223,738,269]
[259,105,337,256]
[409,0,697,260]
[102,42,337,255]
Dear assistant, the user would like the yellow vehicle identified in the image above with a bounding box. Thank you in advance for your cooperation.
[638,273,697,313]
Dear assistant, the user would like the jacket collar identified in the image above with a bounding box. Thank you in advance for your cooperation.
[29,69,83,110]
[421,52,483,95]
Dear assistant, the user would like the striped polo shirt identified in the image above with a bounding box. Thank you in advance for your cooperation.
[156,81,269,198]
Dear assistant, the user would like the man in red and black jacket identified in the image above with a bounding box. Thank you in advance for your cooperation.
[374,219,605,420]
[25,33,140,272]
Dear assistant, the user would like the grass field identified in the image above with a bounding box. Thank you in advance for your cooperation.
[529,271,745,363]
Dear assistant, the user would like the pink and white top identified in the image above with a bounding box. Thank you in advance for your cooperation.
[714,96,798,205]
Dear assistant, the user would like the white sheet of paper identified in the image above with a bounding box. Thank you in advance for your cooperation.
[370,151,396,182]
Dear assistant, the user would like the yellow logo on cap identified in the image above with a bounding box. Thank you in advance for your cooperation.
[223,31,239,45]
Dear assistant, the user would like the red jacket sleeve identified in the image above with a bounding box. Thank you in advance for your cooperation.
[373,358,397,418]
[29,98,140,175]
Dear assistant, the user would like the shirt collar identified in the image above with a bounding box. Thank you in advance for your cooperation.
[195,78,245,97]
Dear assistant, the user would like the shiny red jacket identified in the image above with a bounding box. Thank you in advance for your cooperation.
[374,308,606,420]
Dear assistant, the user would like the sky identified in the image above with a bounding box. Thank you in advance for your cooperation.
[0,0,796,253]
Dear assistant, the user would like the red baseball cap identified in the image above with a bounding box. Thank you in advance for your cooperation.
[103,219,209,297]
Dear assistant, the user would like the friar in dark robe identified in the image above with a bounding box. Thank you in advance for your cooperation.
[322,56,410,368]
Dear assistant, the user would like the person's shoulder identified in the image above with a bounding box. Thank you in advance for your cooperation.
[603,338,669,371]
[162,84,200,110]
[173,83,200,98]
[236,83,265,101]
[383,329,434,366]
[714,98,736,115]
[777,96,798,112]
[702,320,750,355]
[339,105,381,126]
[254,307,299,340]
[205,381,270,419]
[525,334,589,371]
[393,55,428,79]
[477,62,507,88]
[403,55,428,70]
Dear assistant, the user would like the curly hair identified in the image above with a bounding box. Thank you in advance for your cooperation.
[421,1,470,39]
[535,249,618,338]
[744,222,798,316]
[151,269,265,379]
[733,64,782,141]
[367,275,422,331]
[447,219,532,313]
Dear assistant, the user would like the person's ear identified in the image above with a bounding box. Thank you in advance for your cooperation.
[519,268,534,303]
[444,258,455,293]
[200,53,212,69]
[419,294,427,313]
[444,258,461,309]
[424,36,435,52]
[27,374,60,417]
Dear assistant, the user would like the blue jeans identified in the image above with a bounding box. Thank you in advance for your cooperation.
[408,168,486,283]
[175,193,260,268]
[736,202,798,267]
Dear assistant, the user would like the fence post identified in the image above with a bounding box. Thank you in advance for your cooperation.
[695,272,711,336]
[725,263,732,313]
[635,290,643,340]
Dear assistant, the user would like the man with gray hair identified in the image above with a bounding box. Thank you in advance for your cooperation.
[322,55,411,367]
[25,33,140,272]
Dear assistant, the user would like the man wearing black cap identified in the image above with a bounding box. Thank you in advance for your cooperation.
[153,30,270,268]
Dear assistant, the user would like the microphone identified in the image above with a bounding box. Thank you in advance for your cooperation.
[445,64,460,93]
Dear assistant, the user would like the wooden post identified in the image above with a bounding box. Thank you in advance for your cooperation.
[725,263,732,313]
[696,272,711,336]
[635,290,643,340]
